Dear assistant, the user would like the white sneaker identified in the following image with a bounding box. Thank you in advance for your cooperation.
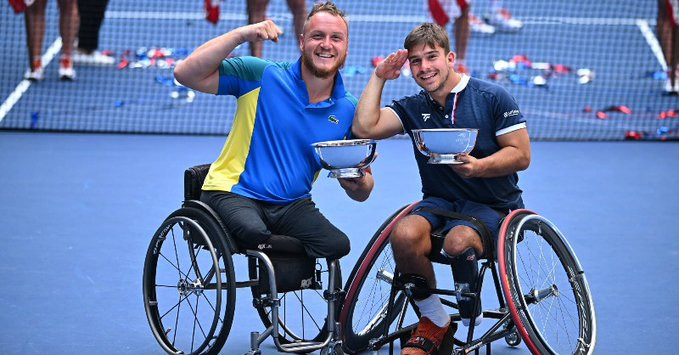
[485,9,523,32]
[59,58,76,81]
[24,66,45,81]
[664,80,674,94]
[73,50,115,66]
[470,15,496,35]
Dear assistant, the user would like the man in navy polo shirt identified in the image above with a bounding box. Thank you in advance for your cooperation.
[353,23,530,355]
[174,2,374,260]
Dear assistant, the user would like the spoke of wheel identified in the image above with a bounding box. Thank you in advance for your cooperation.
[185,294,208,340]
[191,294,199,353]
[292,290,322,332]
[173,292,181,346]
[158,252,195,284]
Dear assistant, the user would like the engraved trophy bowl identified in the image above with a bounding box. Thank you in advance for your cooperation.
[412,128,478,164]
[312,139,377,178]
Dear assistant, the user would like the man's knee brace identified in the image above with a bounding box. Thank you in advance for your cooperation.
[396,273,431,300]
[450,247,481,320]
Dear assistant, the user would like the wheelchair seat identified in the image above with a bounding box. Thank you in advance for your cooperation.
[143,164,345,355]
[183,163,308,256]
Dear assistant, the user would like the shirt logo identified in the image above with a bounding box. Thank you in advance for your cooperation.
[328,115,339,124]
[503,109,520,118]
[421,113,431,122]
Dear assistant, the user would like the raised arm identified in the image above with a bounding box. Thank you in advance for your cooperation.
[174,20,282,94]
[352,50,408,139]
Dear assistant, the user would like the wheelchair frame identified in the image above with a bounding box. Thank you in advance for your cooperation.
[142,165,345,355]
[338,202,597,355]
[143,165,596,355]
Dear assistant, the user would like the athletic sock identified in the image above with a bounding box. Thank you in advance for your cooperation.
[414,294,450,328]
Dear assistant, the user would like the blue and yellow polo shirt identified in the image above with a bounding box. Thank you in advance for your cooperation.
[202,56,357,204]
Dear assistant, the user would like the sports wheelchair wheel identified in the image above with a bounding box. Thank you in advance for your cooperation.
[498,210,596,355]
[143,208,236,355]
[339,204,416,354]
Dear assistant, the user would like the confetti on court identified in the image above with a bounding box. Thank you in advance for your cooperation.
[488,54,594,88]
[658,109,679,119]
[117,47,188,70]
[624,127,679,141]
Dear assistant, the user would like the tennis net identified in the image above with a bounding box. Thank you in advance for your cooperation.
[1,0,675,140]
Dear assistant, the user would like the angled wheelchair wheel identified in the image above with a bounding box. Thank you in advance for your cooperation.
[339,204,417,354]
[498,210,596,355]
[143,208,236,355]
[248,257,341,351]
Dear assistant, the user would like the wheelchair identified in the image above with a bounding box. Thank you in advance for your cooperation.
[337,202,597,355]
[142,164,345,355]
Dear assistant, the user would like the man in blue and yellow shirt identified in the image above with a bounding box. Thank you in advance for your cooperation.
[174,2,373,260]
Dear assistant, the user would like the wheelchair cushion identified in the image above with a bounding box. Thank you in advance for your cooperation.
[247,234,308,256]
[184,164,211,201]
[257,254,321,293]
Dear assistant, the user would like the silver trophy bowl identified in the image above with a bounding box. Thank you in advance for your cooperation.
[412,128,478,164]
[312,139,377,178]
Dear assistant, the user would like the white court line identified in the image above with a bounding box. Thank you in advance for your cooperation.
[636,19,668,71]
[0,37,62,124]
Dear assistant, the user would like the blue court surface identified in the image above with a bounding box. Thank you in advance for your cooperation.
[1,132,678,354]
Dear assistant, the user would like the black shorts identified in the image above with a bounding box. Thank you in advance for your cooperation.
[200,190,350,259]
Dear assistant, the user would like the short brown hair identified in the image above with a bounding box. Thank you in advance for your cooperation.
[303,1,348,34]
[404,23,450,54]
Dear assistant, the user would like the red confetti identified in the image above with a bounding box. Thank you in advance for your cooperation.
[552,64,571,74]
[371,56,385,68]
[117,58,129,70]
[624,131,643,140]
[583,105,592,113]
[602,105,632,114]
[659,110,678,119]
[488,72,501,81]
[596,111,608,119]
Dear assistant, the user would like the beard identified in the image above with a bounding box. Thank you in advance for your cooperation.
[302,51,347,79]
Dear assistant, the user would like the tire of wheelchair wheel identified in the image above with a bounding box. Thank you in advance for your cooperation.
[143,207,237,355]
[339,204,415,354]
[497,210,596,355]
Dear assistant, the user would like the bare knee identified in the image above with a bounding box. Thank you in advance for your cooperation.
[443,226,483,257]
[391,223,421,250]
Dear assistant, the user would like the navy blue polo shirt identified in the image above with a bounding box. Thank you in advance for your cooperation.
[387,75,526,211]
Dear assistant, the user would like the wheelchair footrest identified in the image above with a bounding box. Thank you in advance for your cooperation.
[279,341,325,352]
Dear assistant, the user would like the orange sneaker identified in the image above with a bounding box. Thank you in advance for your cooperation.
[401,317,455,355]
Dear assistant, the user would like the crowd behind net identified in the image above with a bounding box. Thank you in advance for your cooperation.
[1,0,676,140]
